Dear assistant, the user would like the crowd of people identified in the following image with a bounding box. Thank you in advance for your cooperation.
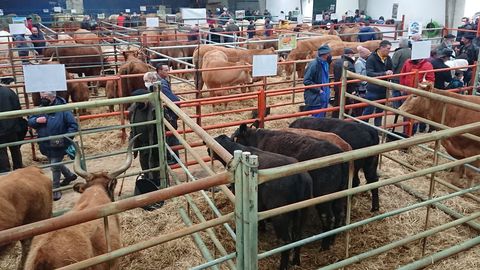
[303,28,479,134]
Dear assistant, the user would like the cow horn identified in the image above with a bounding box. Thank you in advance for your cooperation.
[107,134,141,179]
[48,54,54,62]
[65,137,92,180]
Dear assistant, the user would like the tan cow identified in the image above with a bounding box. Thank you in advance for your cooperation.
[73,29,98,44]
[0,167,52,269]
[400,82,480,185]
[24,137,138,270]
[278,128,352,152]
[324,40,382,57]
[193,45,275,90]
[284,35,342,80]
[56,33,75,44]
[338,25,360,42]
[141,27,162,46]
[202,50,252,108]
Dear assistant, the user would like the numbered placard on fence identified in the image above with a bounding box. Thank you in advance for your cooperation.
[140,6,147,12]
[53,7,62,13]
[252,54,278,77]
[411,40,431,60]
[235,10,245,19]
[0,9,4,16]
[408,21,422,37]
[23,64,67,93]
[146,17,159,28]
[9,24,27,35]
[125,9,131,13]
[278,34,297,51]
[98,13,105,19]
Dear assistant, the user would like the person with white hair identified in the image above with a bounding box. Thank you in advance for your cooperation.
[28,91,78,201]
[225,18,239,42]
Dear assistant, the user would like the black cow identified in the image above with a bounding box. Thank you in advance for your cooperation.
[231,125,348,251]
[289,117,380,211]
[209,135,312,270]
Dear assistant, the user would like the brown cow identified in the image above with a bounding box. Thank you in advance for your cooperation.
[338,25,360,42]
[202,50,252,108]
[24,137,138,270]
[284,35,342,80]
[278,128,352,152]
[193,45,276,90]
[73,29,98,44]
[400,82,480,185]
[56,33,75,44]
[323,40,382,57]
[43,45,106,78]
[0,167,52,269]
[118,50,151,97]
[105,80,118,112]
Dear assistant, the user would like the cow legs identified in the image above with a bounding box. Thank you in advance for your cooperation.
[19,238,32,270]
[291,208,307,266]
[271,215,291,270]
[364,156,380,212]
[315,203,335,250]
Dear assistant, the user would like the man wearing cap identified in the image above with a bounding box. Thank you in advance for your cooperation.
[456,32,479,85]
[431,48,454,89]
[362,40,393,126]
[303,45,332,118]
[28,91,78,201]
[436,34,456,54]
[332,47,358,118]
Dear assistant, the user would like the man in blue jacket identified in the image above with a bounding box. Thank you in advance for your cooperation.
[358,21,376,42]
[303,45,332,118]
[28,91,78,200]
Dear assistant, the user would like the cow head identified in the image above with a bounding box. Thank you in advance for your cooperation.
[68,134,140,201]
[399,82,434,118]
[231,123,259,147]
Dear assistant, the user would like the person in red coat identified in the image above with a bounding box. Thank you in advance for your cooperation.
[399,58,435,133]
[117,13,126,27]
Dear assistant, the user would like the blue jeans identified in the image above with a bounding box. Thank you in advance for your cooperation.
[363,91,386,126]
[49,156,74,188]
[307,103,329,118]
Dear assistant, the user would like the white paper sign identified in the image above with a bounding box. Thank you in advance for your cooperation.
[71,9,76,14]
[408,21,423,37]
[23,64,67,93]
[181,8,207,25]
[9,24,27,35]
[140,6,147,12]
[315,14,323,21]
[252,55,278,77]
[97,13,105,19]
[236,10,245,19]
[411,40,432,60]
[43,9,49,13]
[54,7,62,13]
[0,9,4,16]
[297,14,304,23]
[125,9,131,13]
[146,17,159,28]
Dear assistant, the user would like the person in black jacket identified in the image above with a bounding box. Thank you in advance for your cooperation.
[362,40,393,126]
[332,48,358,118]
[456,32,479,85]
[431,48,453,89]
[0,86,26,173]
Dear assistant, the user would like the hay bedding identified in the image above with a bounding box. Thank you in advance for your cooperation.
[2,74,479,269]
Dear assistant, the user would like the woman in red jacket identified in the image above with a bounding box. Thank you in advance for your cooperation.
[399,58,435,133]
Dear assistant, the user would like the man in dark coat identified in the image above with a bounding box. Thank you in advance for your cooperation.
[362,40,393,126]
[303,45,332,118]
[358,21,376,42]
[431,48,454,89]
[456,32,479,85]
[0,86,26,173]
[30,26,46,55]
[332,48,358,118]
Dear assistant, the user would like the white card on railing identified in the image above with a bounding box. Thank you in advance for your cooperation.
[23,64,67,93]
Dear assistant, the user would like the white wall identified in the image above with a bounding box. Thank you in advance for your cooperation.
[366,0,446,26]
[335,0,359,17]
[464,0,480,18]
[265,0,312,21]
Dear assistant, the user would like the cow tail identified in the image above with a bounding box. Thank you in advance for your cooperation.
[24,246,53,270]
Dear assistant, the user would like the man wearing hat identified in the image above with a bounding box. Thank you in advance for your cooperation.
[436,34,456,54]
[303,44,332,118]
[456,32,479,85]
[431,48,454,89]
[332,47,358,118]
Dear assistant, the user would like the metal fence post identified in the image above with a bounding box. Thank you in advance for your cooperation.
[339,61,348,120]
[243,152,258,270]
[472,49,480,95]
[234,150,245,270]
[153,88,169,189]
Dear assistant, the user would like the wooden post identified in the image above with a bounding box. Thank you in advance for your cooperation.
[339,61,348,120]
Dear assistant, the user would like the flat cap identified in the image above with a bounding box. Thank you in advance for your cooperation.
[317,45,331,56]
